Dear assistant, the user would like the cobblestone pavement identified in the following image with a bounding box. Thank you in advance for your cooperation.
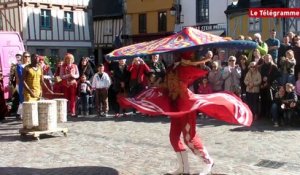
[1,113,300,175]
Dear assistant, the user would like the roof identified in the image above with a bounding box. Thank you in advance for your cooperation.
[225,0,286,15]
[92,0,123,18]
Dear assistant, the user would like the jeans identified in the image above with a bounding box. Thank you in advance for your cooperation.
[80,94,89,114]
[271,103,283,123]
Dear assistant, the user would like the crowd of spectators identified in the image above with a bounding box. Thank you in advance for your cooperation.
[1,29,300,128]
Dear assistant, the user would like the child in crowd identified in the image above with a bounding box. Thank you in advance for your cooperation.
[77,74,92,116]
[197,77,212,94]
[196,77,212,119]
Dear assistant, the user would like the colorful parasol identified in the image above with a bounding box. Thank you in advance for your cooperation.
[106,27,257,60]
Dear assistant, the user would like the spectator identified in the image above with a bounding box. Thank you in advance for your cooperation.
[77,74,92,116]
[250,49,264,70]
[208,61,223,92]
[204,50,213,69]
[78,57,94,81]
[259,54,281,119]
[9,52,23,115]
[278,35,292,66]
[292,38,300,78]
[248,33,268,60]
[0,72,10,122]
[60,53,79,117]
[239,55,249,98]
[110,59,131,117]
[279,50,296,85]
[53,60,64,94]
[15,51,31,119]
[128,57,150,97]
[222,56,241,96]
[271,86,286,127]
[265,29,280,63]
[148,54,166,85]
[92,64,112,117]
[244,62,262,120]
[296,72,300,100]
[282,83,298,126]
[218,49,227,66]
[197,77,212,94]
[38,56,54,99]
[287,31,295,45]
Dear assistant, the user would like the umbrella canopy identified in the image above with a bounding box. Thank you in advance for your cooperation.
[106,27,257,60]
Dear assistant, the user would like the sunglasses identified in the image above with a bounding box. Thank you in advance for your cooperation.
[250,66,255,68]
[228,60,235,62]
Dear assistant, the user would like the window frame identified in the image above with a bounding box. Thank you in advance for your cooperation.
[196,0,209,23]
[40,9,52,30]
[139,13,147,34]
[63,11,74,31]
[158,11,167,32]
[248,17,261,32]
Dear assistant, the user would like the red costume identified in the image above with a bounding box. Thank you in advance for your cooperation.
[118,53,253,175]
[60,63,79,116]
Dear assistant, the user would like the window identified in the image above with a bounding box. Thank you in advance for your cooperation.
[249,18,261,32]
[40,9,51,29]
[196,0,209,23]
[50,49,59,58]
[64,11,74,30]
[36,49,45,56]
[139,14,147,33]
[158,12,167,32]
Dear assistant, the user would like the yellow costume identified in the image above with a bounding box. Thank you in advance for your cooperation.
[23,66,42,101]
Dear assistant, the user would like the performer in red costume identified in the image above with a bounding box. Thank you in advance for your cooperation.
[118,51,253,175]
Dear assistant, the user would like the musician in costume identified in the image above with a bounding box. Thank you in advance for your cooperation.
[118,51,253,175]
[23,54,53,102]
[59,53,79,117]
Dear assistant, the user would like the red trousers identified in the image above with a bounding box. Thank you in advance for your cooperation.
[63,84,77,115]
[169,112,212,163]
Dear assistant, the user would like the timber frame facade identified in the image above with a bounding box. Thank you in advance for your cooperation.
[0,0,92,61]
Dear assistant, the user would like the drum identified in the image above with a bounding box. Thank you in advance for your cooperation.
[38,100,57,131]
[22,101,38,129]
[54,98,68,123]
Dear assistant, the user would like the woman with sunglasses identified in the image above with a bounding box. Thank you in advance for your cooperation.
[244,62,262,120]
[15,51,31,119]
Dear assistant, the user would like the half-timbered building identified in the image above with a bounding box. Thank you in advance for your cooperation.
[0,0,92,61]
[225,0,286,40]
[92,0,124,65]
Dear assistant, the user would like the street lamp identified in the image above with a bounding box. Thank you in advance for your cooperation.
[170,5,176,16]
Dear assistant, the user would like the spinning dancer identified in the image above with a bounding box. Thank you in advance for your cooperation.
[118,51,253,175]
